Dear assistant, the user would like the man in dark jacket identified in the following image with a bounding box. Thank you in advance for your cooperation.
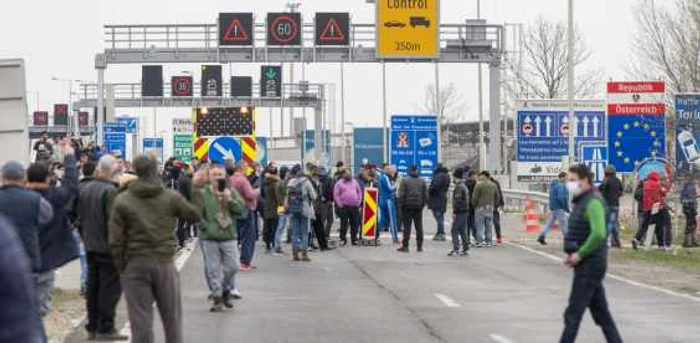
[26,139,80,317]
[448,168,470,256]
[109,155,203,343]
[262,165,282,253]
[680,178,698,247]
[76,155,127,340]
[0,216,44,343]
[397,165,428,252]
[465,170,478,242]
[177,164,194,247]
[599,166,623,248]
[488,173,505,245]
[428,165,450,241]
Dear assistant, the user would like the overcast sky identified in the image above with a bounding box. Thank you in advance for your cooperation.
[0,0,642,143]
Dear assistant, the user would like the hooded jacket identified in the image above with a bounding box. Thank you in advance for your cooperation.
[428,168,451,213]
[642,171,666,212]
[263,174,282,220]
[108,177,202,271]
[197,185,245,242]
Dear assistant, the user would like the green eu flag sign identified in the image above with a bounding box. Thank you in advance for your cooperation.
[173,134,194,163]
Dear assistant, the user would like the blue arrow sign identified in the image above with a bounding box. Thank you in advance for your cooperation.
[208,136,242,164]
[117,117,139,134]
[580,142,608,186]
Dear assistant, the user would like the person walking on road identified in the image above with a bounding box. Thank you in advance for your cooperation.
[448,168,470,256]
[599,166,623,248]
[109,155,203,343]
[263,164,282,253]
[465,170,478,243]
[472,171,499,247]
[229,161,261,271]
[538,172,570,245]
[334,168,362,246]
[196,165,245,312]
[76,155,127,340]
[559,164,622,343]
[378,164,399,242]
[286,164,317,261]
[428,164,450,241]
[632,171,669,250]
[489,173,505,245]
[681,178,699,248]
[273,166,290,254]
[397,165,428,253]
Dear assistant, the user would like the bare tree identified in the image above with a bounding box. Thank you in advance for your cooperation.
[417,82,466,125]
[630,0,700,93]
[505,18,603,100]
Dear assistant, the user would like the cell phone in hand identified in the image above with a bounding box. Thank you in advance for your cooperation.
[217,179,227,192]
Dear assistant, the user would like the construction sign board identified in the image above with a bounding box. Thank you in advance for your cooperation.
[377,0,439,58]
[362,187,379,240]
[219,13,254,46]
[315,13,350,46]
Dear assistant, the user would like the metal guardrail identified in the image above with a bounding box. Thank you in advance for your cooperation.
[77,82,323,100]
[502,189,549,214]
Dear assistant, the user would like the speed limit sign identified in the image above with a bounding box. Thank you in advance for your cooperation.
[267,13,301,46]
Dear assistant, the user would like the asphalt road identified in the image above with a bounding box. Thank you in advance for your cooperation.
[68,213,700,343]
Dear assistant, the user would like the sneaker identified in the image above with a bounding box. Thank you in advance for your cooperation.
[475,242,485,248]
[351,240,360,246]
[497,237,503,245]
[274,248,284,255]
[537,236,547,245]
[447,250,459,256]
[397,246,409,253]
[459,250,469,256]
[93,332,129,341]
[249,264,258,269]
[239,264,252,271]
[631,239,639,251]
[417,247,423,252]
[210,297,224,312]
[231,288,243,300]
[340,239,348,247]
[222,291,234,309]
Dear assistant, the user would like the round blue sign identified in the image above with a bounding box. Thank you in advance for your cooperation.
[208,136,242,164]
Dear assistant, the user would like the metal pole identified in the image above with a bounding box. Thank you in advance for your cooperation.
[340,62,347,165]
[477,0,485,171]
[382,62,388,163]
[97,68,105,146]
[435,62,442,163]
[567,0,575,164]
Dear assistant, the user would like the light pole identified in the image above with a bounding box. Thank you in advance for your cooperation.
[476,0,485,171]
[567,0,575,165]
[52,77,82,138]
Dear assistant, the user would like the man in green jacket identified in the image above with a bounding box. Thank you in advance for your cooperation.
[197,165,245,312]
[472,171,499,247]
[109,156,203,343]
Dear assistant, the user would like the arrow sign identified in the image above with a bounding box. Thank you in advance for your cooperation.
[592,116,600,138]
[582,116,590,137]
[208,136,242,164]
[544,116,552,137]
[265,68,277,80]
[534,116,542,137]
[260,65,282,98]
[214,142,235,160]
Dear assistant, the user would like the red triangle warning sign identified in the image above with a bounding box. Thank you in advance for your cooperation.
[320,19,345,41]
[223,19,249,41]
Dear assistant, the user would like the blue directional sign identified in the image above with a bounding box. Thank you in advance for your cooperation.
[117,117,139,134]
[517,110,605,162]
[208,136,242,164]
[256,137,268,167]
[103,122,126,157]
[143,138,164,162]
[390,115,438,178]
[675,94,700,176]
[607,115,665,173]
[580,142,608,186]
[353,128,386,173]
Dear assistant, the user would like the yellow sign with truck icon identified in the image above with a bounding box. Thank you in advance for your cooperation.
[377,0,439,58]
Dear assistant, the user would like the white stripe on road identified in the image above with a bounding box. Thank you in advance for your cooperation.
[433,293,462,308]
[489,333,518,343]
[505,241,700,304]
[118,239,198,340]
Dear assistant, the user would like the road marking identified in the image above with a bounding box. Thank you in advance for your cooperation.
[489,333,518,343]
[434,293,462,308]
[118,239,198,340]
[506,241,700,304]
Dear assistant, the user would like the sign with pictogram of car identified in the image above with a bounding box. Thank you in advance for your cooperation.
[377,0,439,58]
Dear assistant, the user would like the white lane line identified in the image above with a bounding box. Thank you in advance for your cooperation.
[434,293,462,308]
[505,241,700,304]
[118,239,198,340]
[489,333,518,343]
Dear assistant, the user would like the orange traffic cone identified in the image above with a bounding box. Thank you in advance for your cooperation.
[523,197,540,233]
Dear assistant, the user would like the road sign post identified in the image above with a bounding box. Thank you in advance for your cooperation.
[208,136,242,164]
[377,0,439,58]
[103,122,127,157]
[674,94,700,176]
[580,142,608,186]
[390,115,438,178]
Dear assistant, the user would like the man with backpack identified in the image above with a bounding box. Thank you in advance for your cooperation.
[286,165,318,261]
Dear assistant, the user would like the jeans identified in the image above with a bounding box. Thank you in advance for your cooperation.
[36,270,56,317]
[274,215,288,250]
[540,209,569,238]
[200,240,239,298]
[451,213,469,252]
[475,207,494,244]
[338,206,360,243]
[432,210,446,236]
[72,229,88,291]
[85,253,122,334]
[560,261,622,343]
[401,208,424,249]
[290,214,311,251]
[237,211,256,265]
[607,206,621,247]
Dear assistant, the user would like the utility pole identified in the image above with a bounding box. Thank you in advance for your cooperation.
[477,0,485,171]
[567,0,575,165]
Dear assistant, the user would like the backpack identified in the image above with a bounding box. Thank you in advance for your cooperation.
[287,179,306,215]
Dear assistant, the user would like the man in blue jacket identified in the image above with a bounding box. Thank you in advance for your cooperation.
[538,172,570,245]
[377,164,398,242]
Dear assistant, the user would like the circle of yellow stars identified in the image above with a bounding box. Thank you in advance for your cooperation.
[613,120,662,165]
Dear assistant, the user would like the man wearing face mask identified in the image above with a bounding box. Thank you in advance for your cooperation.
[559,164,622,343]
